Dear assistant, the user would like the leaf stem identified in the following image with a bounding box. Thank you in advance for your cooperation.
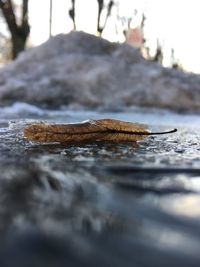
[147,128,177,135]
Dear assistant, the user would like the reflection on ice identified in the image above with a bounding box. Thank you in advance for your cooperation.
[160,195,200,218]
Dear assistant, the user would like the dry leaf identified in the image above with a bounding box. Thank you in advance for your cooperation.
[24,119,176,143]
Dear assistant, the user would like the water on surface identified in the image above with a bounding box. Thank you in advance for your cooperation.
[0,103,200,266]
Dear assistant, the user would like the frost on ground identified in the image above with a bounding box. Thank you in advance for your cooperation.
[0,31,200,111]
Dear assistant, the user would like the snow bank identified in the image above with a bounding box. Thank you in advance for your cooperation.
[0,31,200,111]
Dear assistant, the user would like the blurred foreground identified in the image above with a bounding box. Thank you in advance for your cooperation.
[0,105,200,266]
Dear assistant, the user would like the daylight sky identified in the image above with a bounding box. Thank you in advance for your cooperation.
[1,0,200,73]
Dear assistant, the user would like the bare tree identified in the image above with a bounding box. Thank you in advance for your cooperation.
[97,0,103,35]
[97,0,114,36]
[49,0,53,37]
[153,40,163,64]
[170,48,182,70]
[0,0,30,59]
[69,0,76,30]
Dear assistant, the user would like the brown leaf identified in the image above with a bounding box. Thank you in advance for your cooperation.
[24,119,150,143]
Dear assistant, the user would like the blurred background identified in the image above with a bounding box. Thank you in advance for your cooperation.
[0,0,200,73]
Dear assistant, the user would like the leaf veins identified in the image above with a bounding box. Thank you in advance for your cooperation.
[24,119,176,143]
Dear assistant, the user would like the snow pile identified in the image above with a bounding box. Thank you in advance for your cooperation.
[0,31,200,111]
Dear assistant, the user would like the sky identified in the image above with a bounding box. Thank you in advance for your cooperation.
[1,0,200,73]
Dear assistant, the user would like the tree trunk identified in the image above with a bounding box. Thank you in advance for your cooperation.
[11,32,27,59]
[0,0,30,59]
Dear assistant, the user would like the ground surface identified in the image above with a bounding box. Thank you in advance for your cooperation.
[0,104,200,266]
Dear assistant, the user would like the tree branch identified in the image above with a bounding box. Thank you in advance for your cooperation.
[0,0,18,35]
[101,0,113,34]
[69,0,76,30]
[20,0,30,36]
[97,0,103,35]
[21,0,28,26]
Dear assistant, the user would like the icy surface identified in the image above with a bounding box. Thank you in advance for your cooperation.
[0,104,200,266]
[1,31,200,111]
